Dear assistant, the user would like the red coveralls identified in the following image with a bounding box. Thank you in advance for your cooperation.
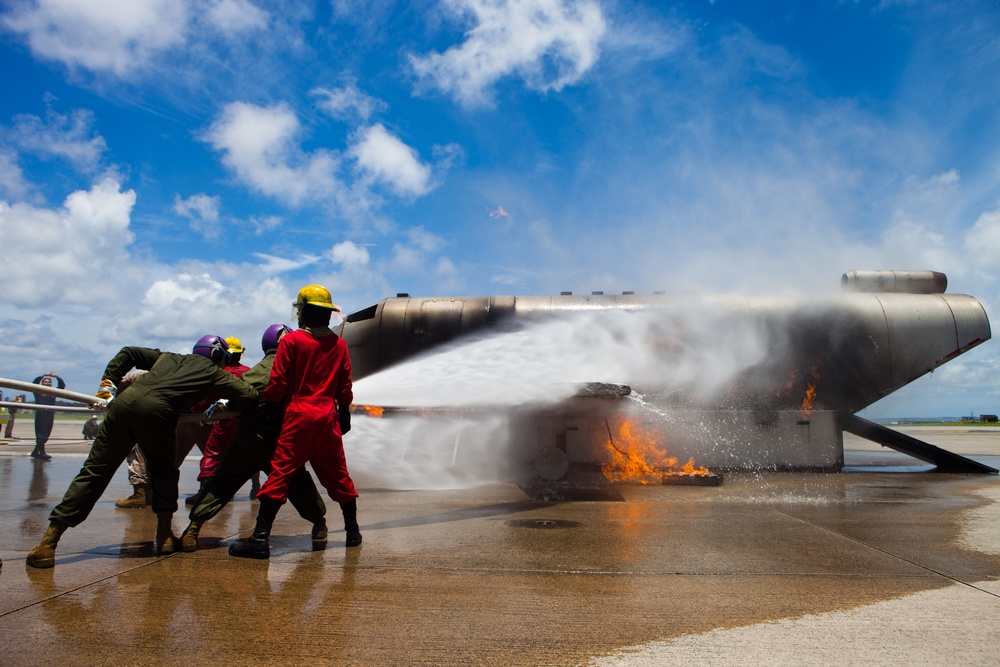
[197,362,250,481]
[258,329,357,504]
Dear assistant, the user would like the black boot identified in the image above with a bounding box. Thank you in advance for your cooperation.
[185,480,206,506]
[229,497,281,559]
[341,500,362,547]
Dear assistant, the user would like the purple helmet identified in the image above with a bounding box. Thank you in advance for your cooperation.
[193,334,229,363]
[262,324,290,354]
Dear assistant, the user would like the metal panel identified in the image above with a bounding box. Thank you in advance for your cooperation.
[340,288,990,413]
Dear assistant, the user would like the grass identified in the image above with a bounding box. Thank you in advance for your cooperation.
[892,420,999,427]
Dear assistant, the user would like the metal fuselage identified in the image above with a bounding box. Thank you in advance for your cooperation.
[334,272,992,472]
[337,285,990,414]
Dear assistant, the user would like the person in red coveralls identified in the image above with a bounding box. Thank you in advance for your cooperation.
[188,336,254,503]
[229,284,359,559]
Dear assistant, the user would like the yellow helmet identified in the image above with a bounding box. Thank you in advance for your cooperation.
[224,336,244,355]
[294,284,339,311]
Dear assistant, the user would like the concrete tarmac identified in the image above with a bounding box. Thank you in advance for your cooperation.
[1,420,1000,666]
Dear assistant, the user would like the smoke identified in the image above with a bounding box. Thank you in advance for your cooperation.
[344,413,512,490]
[353,306,771,409]
[347,307,772,488]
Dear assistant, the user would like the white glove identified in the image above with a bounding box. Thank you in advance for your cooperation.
[202,399,229,423]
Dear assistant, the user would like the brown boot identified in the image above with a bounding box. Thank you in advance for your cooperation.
[115,484,149,509]
[27,520,69,569]
[180,520,203,553]
[155,512,179,555]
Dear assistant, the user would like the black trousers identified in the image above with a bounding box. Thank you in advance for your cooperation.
[189,415,326,525]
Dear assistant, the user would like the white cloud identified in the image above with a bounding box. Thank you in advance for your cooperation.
[0,317,106,387]
[0,179,313,387]
[1,0,189,75]
[173,192,221,238]
[351,124,433,197]
[409,0,607,107]
[121,270,292,347]
[248,214,282,235]
[964,209,1000,271]
[206,102,443,217]
[251,251,320,275]
[206,0,268,35]
[381,226,450,277]
[204,101,345,208]
[0,150,31,199]
[600,6,686,62]
[7,109,107,171]
[0,176,135,307]
[329,240,370,267]
[387,243,427,275]
[312,83,388,123]
[406,225,446,253]
[433,255,461,289]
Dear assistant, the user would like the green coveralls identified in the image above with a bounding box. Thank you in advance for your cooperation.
[189,352,326,526]
[50,347,259,526]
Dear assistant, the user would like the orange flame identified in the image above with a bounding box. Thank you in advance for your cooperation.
[801,384,817,415]
[359,405,384,417]
[782,369,798,395]
[800,364,821,417]
[602,418,709,484]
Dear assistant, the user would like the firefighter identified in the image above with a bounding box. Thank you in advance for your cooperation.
[180,324,328,552]
[185,336,252,507]
[229,285,359,559]
[26,336,258,569]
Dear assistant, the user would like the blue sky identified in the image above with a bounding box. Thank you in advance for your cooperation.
[0,0,998,417]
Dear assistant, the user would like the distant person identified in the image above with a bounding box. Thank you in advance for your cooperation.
[5,394,23,438]
[230,285,359,559]
[82,416,101,439]
[26,336,258,569]
[31,372,65,460]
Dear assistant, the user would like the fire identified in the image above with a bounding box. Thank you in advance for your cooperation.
[602,418,709,484]
[774,368,801,401]
[800,364,822,417]
[801,384,817,415]
[358,404,384,417]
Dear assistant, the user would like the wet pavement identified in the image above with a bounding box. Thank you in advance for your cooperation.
[1,421,1000,665]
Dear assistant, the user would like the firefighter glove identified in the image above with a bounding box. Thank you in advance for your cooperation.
[262,402,284,436]
[95,379,116,406]
[339,405,351,435]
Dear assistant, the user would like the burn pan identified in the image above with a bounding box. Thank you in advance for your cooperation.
[661,472,723,486]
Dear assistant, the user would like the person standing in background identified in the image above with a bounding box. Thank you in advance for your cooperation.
[32,373,65,460]
[5,394,23,438]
